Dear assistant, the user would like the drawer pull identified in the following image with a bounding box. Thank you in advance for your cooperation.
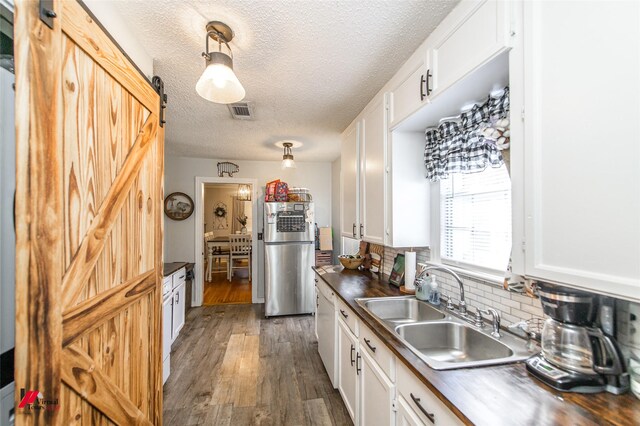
[410,393,435,424]
[340,309,349,319]
[350,344,355,366]
[356,352,361,375]
[178,275,185,279]
[364,338,376,353]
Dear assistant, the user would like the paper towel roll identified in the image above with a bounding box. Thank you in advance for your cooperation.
[405,251,416,290]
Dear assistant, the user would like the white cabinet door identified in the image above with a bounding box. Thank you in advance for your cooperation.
[389,46,428,128]
[360,95,387,245]
[341,123,360,239]
[171,282,186,341]
[360,349,395,426]
[162,295,172,384]
[522,0,640,300]
[338,318,358,424]
[396,395,425,426]
[317,283,337,388]
[428,0,511,100]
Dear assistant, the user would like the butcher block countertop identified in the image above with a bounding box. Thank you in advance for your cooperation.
[313,265,640,426]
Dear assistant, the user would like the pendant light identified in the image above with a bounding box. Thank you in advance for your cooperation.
[281,142,296,169]
[237,184,252,201]
[196,21,246,104]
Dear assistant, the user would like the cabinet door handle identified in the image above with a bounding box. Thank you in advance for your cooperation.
[420,74,426,101]
[359,223,364,238]
[352,223,356,237]
[356,352,361,375]
[340,309,348,319]
[364,338,376,353]
[350,344,355,366]
[410,393,435,424]
[176,293,179,304]
[425,69,433,96]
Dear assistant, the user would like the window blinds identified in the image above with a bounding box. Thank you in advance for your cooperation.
[440,164,512,272]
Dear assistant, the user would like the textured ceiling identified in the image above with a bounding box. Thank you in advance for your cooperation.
[115,0,458,162]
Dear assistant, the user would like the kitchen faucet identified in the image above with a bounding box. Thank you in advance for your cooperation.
[416,265,467,316]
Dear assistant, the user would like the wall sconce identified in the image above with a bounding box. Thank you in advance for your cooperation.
[237,184,251,201]
[195,21,246,104]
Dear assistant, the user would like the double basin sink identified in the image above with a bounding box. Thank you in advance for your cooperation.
[355,296,537,370]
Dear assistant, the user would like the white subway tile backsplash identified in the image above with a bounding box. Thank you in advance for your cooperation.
[520,303,544,317]
[500,297,521,309]
[510,307,534,320]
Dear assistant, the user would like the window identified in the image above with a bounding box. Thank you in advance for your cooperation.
[439,164,512,273]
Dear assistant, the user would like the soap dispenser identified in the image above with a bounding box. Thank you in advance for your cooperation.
[428,275,440,306]
[415,274,430,301]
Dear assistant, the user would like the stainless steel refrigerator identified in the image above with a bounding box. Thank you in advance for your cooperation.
[264,202,315,317]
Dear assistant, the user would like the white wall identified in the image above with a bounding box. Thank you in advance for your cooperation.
[331,158,342,262]
[83,0,153,78]
[0,65,15,354]
[164,155,333,262]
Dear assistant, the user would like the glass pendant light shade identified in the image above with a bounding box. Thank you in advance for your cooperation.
[281,157,296,169]
[196,52,245,104]
[281,142,296,169]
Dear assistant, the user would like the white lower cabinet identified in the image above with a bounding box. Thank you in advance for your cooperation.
[397,395,425,426]
[338,318,359,423]
[360,348,395,426]
[328,298,461,426]
[396,362,463,426]
[171,281,186,341]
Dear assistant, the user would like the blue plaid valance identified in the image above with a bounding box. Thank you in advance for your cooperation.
[424,87,510,182]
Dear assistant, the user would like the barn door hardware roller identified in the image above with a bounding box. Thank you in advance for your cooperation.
[152,76,167,127]
[39,0,56,29]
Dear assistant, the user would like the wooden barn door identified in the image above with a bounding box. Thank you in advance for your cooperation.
[14,0,164,424]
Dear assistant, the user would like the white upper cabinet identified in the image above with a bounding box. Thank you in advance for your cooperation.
[359,96,387,245]
[341,123,360,239]
[520,1,640,301]
[389,44,429,129]
[428,0,512,100]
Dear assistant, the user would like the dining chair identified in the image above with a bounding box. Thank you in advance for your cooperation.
[204,231,227,281]
[228,235,251,282]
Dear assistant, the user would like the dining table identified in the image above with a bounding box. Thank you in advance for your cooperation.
[206,235,252,254]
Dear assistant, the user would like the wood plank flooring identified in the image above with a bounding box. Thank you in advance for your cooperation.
[163,304,352,425]
[203,260,252,305]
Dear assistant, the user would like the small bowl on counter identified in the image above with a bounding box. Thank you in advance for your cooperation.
[338,255,364,270]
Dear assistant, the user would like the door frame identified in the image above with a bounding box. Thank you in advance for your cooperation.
[194,176,259,305]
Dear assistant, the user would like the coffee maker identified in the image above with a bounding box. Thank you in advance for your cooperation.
[526,283,629,394]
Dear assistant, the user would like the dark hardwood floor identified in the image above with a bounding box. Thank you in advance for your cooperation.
[163,304,352,425]
[203,260,252,305]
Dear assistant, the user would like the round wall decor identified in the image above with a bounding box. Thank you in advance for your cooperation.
[164,192,194,221]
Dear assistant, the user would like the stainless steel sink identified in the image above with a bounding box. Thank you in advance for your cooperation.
[355,296,538,370]
[360,297,445,326]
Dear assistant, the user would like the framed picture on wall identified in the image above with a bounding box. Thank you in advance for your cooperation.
[388,253,405,287]
[164,192,194,220]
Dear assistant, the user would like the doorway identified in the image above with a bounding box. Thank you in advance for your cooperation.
[194,177,258,306]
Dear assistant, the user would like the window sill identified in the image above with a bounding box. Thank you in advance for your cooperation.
[422,261,505,288]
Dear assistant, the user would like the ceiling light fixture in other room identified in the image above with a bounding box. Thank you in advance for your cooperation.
[237,184,252,201]
[196,21,245,104]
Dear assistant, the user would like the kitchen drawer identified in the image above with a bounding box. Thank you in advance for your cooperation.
[397,361,463,426]
[315,277,334,301]
[336,297,358,337]
[162,276,172,295]
[172,267,186,290]
[359,323,395,382]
